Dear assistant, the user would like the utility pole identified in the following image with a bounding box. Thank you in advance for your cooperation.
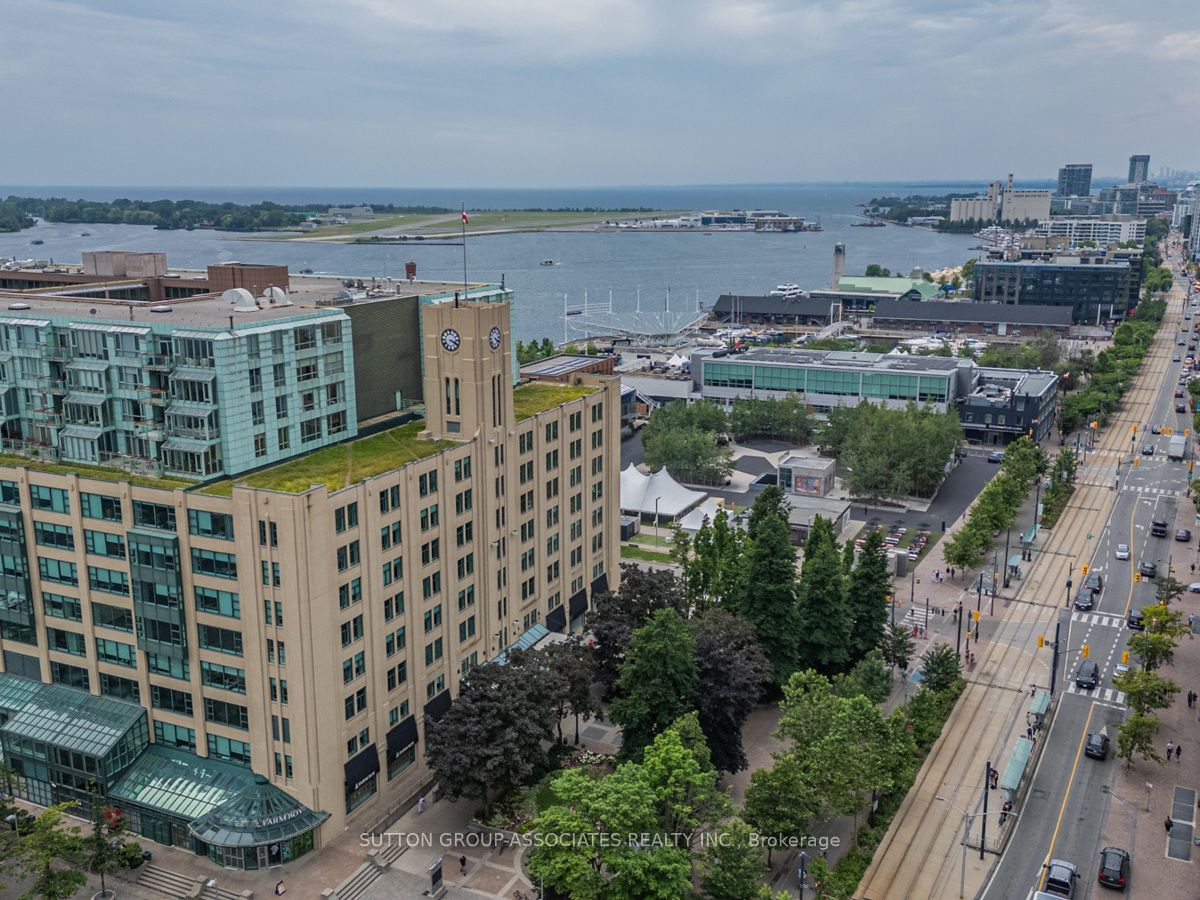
[981,759,990,860]
[956,599,963,659]
[1002,525,1012,588]
[1049,619,1062,695]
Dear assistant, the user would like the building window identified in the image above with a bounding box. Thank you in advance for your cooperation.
[207,734,252,766]
[198,623,244,656]
[301,417,322,443]
[132,501,176,532]
[42,592,82,621]
[204,698,249,730]
[38,557,78,586]
[95,637,137,668]
[34,522,74,551]
[80,493,122,522]
[191,548,238,580]
[277,426,291,451]
[29,485,70,515]
[195,586,240,618]
[201,660,247,694]
[154,721,195,752]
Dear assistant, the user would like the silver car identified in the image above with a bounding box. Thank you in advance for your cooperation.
[1114,543,1130,560]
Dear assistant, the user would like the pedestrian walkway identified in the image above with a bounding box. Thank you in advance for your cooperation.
[1063,683,1126,705]
[1071,611,1127,629]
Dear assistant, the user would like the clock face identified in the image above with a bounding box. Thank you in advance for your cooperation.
[440,329,461,352]
[489,326,502,350]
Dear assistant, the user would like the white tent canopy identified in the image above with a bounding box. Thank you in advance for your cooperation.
[678,497,745,534]
[620,464,707,520]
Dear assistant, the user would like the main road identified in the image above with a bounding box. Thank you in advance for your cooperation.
[980,255,1194,900]
[856,248,1188,900]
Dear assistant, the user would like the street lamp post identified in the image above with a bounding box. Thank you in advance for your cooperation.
[798,850,809,900]
[1102,786,1139,872]
[956,599,963,659]
[1049,619,1062,695]
[934,795,1014,899]
[1003,526,1012,588]
[654,497,660,547]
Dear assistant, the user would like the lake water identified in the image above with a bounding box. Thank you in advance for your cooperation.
[0,182,985,343]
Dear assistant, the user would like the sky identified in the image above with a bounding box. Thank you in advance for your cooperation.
[4,0,1199,187]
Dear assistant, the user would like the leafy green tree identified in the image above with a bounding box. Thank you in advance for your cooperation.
[16,804,85,900]
[795,515,851,674]
[845,529,891,663]
[1113,668,1179,717]
[879,622,916,677]
[425,649,560,814]
[699,817,768,900]
[609,610,698,761]
[1116,713,1163,768]
[1128,604,1188,671]
[864,263,891,277]
[729,396,813,443]
[681,509,746,610]
[744,750,822,864]
[1154,575,1185,607]
[587,564,686,697]
[639,717,729,836]
[731,487,801,683]
[643,400,733,485]
[833,649,893,704]
[942,524,987,572]
[547,637,600,744]
[918,643,962,693]
[691,609,771,772]
[85,792,129,899]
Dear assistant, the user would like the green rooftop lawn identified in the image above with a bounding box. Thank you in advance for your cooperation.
[198,421,457,496]
[0,454,194,491]
[512,382,597,420]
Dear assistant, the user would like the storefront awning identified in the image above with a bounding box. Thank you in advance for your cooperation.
[591,573,609,597]
[423,689,452,724]
[546,605,566,634]
[344,745,379,791]
[189,773,329,849]
[386,717,418,762]
[569,590,588,619]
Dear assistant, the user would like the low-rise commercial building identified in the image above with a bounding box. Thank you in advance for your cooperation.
[870,299,1072,339]
[973,258,1132,324]
[1033,216,1146,247]
[690,347,1057,444]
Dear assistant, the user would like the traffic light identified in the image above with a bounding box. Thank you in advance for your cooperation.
[1082,563,1089,576]
[1122,650,1130,665]
[1037,634,1045,648]
[1132,423,1138,433]
[1082,644,1090,658]
[1134,572,1142,582]
[972,609,981,622]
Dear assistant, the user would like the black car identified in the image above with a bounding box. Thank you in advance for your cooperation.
[1139,561,1157,578]
[1073,588,1095,611]
[1176,528,1192,542]
[1084,572,1103,594]
[1097,847,1130,890]
[1177,404,1187,413]
[1150,519,1169,537]
[1044,858,1079,896]
[1085,730,1110,760]
[1141,444,1154,456]
[1076,660,1099,690]
[1127,609,1145,631]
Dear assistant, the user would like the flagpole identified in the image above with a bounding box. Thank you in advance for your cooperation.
[461,201,468,296]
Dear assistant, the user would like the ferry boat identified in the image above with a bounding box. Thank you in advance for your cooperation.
[540,259,556,266]
[769,283,805,298]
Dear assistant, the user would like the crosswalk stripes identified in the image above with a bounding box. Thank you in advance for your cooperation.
[1070,611,1126,629]
[1132,486,1181,497]
[1065,683,1126,705]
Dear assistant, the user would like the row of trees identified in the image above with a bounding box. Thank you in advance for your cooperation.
[820,401,963,502]
[0,778,143,900]
[642,400,733,485]
[942,437,1046,572]
[1114,575,1188,766]
[1038,447,1078,528]
[1143,265,1173,294]
[744,647,964,895]
[1059,299,1164,434]
[670,488,893,687]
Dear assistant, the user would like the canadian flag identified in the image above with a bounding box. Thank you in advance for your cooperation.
[461,210,469,224]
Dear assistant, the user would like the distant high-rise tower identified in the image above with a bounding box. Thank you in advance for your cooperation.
[832,243,846,289]
[1056,163,1093,197]
[1128,155,1150,185]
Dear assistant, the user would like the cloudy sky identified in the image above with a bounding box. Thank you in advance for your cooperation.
[6,0,1198,187]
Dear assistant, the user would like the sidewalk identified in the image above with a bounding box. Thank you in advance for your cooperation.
[1101,576,1200,896]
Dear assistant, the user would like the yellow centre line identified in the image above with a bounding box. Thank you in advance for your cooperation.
[1123,492,1137,617]
[1039,703,1096,889]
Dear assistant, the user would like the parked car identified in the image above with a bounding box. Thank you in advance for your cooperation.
[1177,528,1192,542]
[1175,389,1184,398]
[1115,543,1130,560]
[987,450,1004,463]
[1188,582,1200,593]
[1139,561,1157,578]
[1044,858,1079,897]
[1097,847,1130,890]
[1173,355,1181,362]
[1084,730,1110,760]
[1076,660,1099,689]
[1127,609,1145,631]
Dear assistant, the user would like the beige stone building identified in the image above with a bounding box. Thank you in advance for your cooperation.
[0,289,618,871]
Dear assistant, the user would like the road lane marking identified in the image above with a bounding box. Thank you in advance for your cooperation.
[1040,704,1096,890]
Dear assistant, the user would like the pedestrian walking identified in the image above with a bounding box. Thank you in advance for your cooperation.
[1167,740,1175,759]
[1177,744,1183,762]
[417,795,426,814]
[1166,816,1174,834]
[459,854,468,875]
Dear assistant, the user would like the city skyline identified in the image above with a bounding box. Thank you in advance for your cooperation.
[6,0,1199,187]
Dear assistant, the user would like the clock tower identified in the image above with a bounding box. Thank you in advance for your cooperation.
[421,298,512,441]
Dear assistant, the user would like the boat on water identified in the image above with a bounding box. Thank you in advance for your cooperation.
[851,219,886,227]
[540,259,556,266]
[30,239,44,245]
[79,232,90,237]
[769,283,805,299]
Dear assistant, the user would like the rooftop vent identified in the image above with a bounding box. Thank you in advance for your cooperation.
[149,306,173,313]
[7,303,31,310]
[261,286,293,307]
[223,288,259,313]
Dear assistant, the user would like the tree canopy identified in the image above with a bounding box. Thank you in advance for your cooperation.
[643,401,733,485]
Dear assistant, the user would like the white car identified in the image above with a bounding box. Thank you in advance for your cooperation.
[1115,544,1130,560]
[1189,582,1200,593]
